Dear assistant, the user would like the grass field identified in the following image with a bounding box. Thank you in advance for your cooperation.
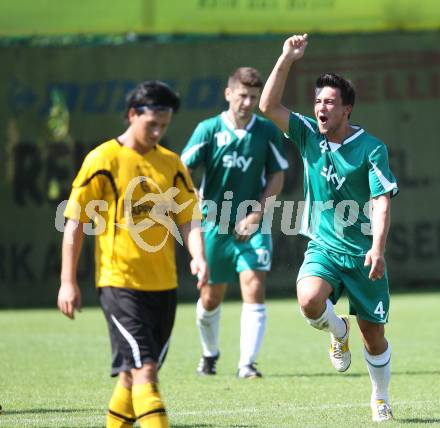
[1,293,439,427]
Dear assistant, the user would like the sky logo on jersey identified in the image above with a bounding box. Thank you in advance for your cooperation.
[222,151,253,172]
[321,165,346,190]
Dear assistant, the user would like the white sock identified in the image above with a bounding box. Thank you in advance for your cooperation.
[196,298,221,357]
[238,303,266,368]
[301,299,347,338]
[364,344,391,404]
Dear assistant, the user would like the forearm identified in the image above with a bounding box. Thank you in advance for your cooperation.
[260,54,295,112]
[179,221,205,261]
[60,219,84,283]
[259,172,284,213]
[371,197,391,253]
[260,34,308,131]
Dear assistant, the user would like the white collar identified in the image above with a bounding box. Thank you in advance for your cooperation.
[327,126,364,152]
[221,112,256,135]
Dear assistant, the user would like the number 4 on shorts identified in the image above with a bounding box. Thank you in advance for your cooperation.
[374,301,386,319]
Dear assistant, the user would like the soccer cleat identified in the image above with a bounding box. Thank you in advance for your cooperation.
[197,353,219,375]
[237,363,262,379]
[329,315,351,372]
[371,399,393,422]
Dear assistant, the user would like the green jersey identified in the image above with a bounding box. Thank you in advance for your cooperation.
[288,112,398,256]
[182,112,288,226]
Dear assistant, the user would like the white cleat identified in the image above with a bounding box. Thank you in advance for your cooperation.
[329,315,351,372]
[371,399,394,422]
[237,363,262,379]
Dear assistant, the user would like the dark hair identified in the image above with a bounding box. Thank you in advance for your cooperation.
[125,80,180,118]
[228,67,263,89]
[315,73,355,107]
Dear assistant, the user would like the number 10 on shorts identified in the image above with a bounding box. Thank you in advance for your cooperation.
[256,249,270,266]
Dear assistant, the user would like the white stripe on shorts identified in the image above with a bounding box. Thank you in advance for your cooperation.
[111,314,142,368]
[157,337,171,368]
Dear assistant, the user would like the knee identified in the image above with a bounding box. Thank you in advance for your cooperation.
[131,362,158,384]
[201,294,221,311]
[200,288,222,311]
[241,280,264,304]
[119,371,133,388]
[297,290,326,318]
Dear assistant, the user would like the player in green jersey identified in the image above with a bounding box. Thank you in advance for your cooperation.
[182,67,288,378]
[260,34,397,422]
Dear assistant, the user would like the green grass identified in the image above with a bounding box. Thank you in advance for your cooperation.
[1,293,439,427]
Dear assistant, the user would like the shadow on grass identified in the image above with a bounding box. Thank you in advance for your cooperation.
[393,370,440,376]
[173,425,218,427]
[398,418,440,424]
[268,369,440,378]
[268,372,366,378]
[174,425,256,428]
[4,407,101,415]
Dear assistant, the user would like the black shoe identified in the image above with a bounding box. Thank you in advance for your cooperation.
[237,363,262,379]
[197,353,219,375]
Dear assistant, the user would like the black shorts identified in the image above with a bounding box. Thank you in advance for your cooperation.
[99,286,177,377]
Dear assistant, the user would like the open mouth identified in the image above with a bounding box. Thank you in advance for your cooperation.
[319,115,328,124]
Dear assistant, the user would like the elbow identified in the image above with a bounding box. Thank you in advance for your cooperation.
[267,172,284,196]
[259,97,280,121]
[259,99,271,115]
[273,173,284,195]
[278,176,285,194]
[275,180,284,196]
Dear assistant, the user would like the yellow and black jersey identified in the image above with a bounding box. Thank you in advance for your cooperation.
[64,139,201,291]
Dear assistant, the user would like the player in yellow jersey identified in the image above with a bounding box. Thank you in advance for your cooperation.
[57,81,208,428]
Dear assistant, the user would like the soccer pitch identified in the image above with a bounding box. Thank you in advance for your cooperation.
[1,293,439,427]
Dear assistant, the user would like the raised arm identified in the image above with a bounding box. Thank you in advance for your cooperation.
[58,219,84,319]
[259,34,309,133]
[364,194,391,281]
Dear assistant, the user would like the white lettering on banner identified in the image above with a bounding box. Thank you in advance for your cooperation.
[55,187,379,250]
[321,165,346,190]
[222,151,253,172]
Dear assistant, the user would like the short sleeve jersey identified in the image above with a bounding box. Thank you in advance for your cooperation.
[288,112,398,256]
[64,139,201,291]
[181,112,288,225]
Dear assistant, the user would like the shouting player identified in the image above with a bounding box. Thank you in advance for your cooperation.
[260,34,398,422]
